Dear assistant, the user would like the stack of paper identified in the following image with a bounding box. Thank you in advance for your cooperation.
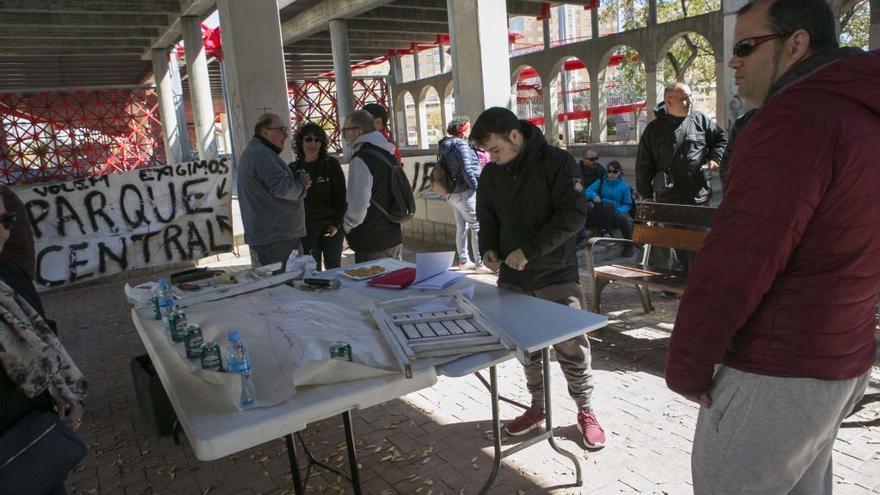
[366,252,465,289]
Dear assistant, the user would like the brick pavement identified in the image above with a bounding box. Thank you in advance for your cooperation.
[39,240,880,495]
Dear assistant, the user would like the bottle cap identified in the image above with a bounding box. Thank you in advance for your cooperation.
[227,330,240,342]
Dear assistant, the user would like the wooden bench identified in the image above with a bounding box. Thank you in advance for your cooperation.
[585,202,717,314]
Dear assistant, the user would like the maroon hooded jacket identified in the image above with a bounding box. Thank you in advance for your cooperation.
[666,49,880,394]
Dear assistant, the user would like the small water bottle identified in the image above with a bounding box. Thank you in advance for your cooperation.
[225,330,256,408]
[157,277,175,320]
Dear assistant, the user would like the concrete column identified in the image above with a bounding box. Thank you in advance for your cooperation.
[648,0,658,26]
[413,50,421,80]
[181,16,218,160]
[590,68,607,143]
[438,45,446,73]
[330,20,355,132]
[715,60,726,128]
[591,4,600,38]
[558,7,572,145]
[167,50,193,158]
[871,0,879,50]
[415,97,427,148]
[542,79,559,146]
[447,0,511,120]
[217,0,292,162]
[722,0,752,133]
[151,48,184,164]
[542,16,552,49]
[439,96,449,134]
[645,65,658,122]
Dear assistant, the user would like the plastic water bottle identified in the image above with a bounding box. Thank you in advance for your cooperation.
[225,330,256,408]
[157,278,175,320]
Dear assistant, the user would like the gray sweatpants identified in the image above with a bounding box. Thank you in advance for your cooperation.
[692,366,871,494]
[499,281,594,411]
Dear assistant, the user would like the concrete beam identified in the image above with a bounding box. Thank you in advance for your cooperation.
[0,26,161,39]
[281,0,395,44]
[140,0,217,60]
[300,31,446,44]
[0,0,180,14]
[355,6,449,24]
[0,47,144,56]
[0,12,171,28]
[507,1,543,16]
[347,19,447,35]
[0,39,149,50]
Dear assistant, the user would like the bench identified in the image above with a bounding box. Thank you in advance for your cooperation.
[585,202,717,314]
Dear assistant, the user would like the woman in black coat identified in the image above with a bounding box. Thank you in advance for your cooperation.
[289,122,347,269]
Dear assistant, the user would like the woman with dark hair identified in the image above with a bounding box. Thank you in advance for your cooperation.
[290,122,347,269]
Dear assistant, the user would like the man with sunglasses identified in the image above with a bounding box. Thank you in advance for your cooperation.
[665,1,880,493]
[237,112,313,269]
[575,149,606,247]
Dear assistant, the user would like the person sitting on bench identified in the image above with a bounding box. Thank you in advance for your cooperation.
[585,161,635,257]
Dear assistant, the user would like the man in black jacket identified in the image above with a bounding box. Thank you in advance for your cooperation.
[471,107,606,449]
[636,83,727,205]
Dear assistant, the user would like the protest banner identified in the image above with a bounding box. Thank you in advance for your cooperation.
[18,158,234,290]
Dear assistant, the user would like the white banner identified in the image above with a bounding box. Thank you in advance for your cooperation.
[19,159,234,290]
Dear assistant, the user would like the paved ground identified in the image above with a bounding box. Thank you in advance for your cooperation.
[43,239,880,494]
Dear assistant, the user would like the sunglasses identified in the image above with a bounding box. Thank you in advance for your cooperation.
[303,136,323,144]
[585,156,599,161]
[607,169,620,174]
[0,212,15,230]
[733,33,789,58]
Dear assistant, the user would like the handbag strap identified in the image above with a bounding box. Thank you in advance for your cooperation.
[0,422,57,471]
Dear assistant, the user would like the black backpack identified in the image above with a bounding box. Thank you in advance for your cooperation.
[356,145,416,223]
[431,137,459,195]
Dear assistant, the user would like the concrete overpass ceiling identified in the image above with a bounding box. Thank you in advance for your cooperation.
[0,0,213,92]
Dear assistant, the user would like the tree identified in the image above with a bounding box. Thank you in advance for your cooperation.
[838,0,870,50]
[657,0,720,86]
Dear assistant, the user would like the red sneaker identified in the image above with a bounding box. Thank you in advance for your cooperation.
[577,409,606,449]
[504,405,546,436]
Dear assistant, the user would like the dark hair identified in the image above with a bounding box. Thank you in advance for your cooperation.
[293,122,329,162]
[469,107,522,147]
[738,0,838,52]
[254,112,276,134]
[363,103,388,126]
[446,115,470,136]
[606,160,623,175]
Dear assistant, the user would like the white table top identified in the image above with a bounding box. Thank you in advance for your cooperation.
[130,259,607,461]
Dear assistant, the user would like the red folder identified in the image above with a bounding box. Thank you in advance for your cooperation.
[367,267,417,289]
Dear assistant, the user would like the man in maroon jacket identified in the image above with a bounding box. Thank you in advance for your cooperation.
[665,0,880,493]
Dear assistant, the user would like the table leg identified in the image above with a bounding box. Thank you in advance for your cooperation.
[473,370,531,411]
[285,434,305,495]
[342,411,362,495]
[542,347,583,487]
[478,365,503,495]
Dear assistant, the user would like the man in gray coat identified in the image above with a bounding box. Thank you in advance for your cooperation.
[237,113,312,268]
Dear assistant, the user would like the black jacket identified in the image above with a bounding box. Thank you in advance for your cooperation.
[290,156,347,231]
[477,121,587,291]
[579,161,606,190]
[635,105,726,204]
[346,143,403,253]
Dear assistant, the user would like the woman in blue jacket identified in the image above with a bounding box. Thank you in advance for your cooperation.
[585,161,635,256]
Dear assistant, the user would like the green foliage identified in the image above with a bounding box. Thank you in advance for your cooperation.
[657,0,720,23]
[838,0,870,50]
[599,0,648,32]
[659,34,716,87]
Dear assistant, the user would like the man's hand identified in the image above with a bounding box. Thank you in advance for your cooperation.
[681,392,712,408]
[324,225,338,237]
[708,160,720,172]
[504,248,528,271]
[592,196,601,204]
[483,250,501,272]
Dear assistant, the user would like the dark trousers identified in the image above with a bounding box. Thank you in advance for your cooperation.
[354,243,403,263]
[593,203,633,240]
[250,238,302,271]
[301,225,344,270]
